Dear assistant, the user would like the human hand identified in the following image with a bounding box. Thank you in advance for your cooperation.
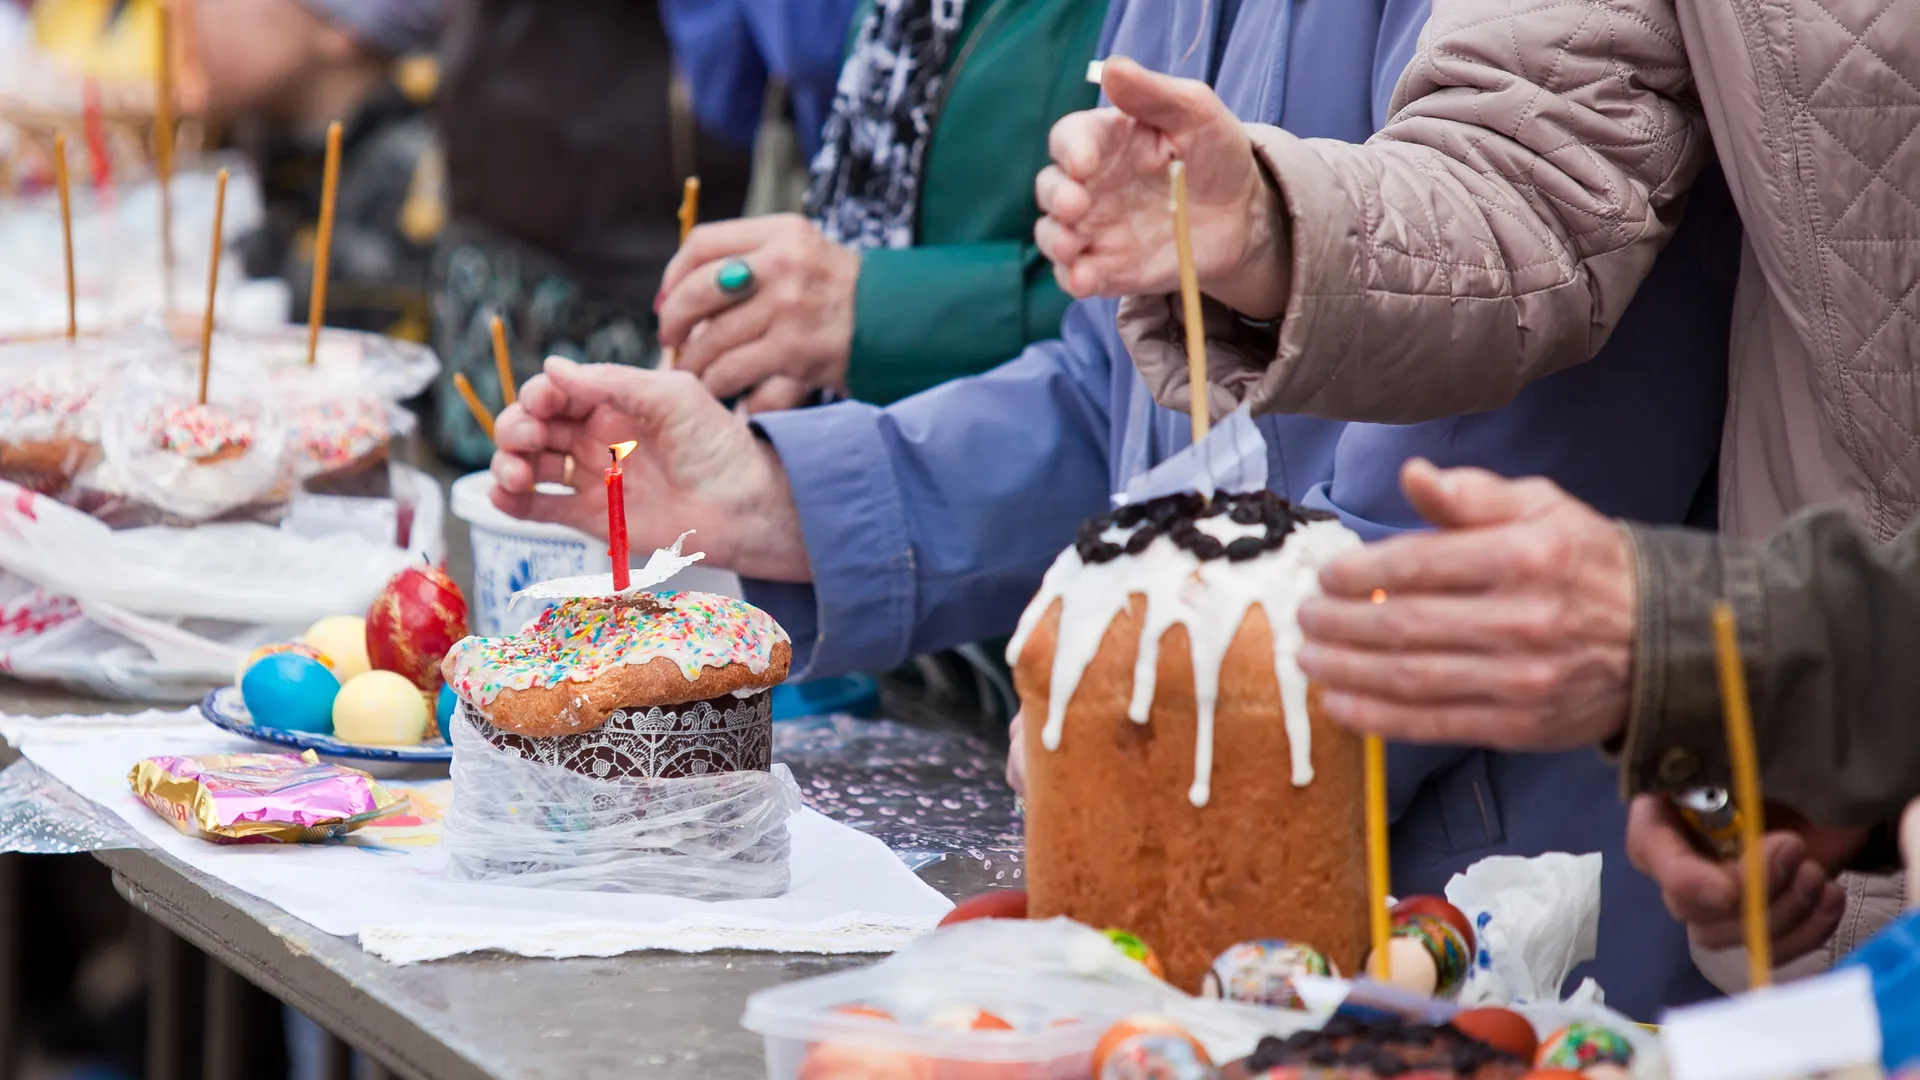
[1006,709,1027,797]
[740,375,814,415]
[1296,459,1636,750]
[1904,798,1920,903]
[1627,795,1848,966]
[656,214,860,399]
[489,356,811,582]
[1035,56,1288,317]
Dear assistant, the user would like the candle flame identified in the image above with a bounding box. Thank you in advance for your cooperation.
[610,440,638,462]
[1371,589,1388,604]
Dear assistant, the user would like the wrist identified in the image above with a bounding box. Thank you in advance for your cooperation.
[1206,151,1292,320]
[723,436,812,583]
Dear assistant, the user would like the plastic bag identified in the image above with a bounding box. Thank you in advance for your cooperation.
[442,711,800,900]
[95,363,286,520]
[1444,852,1603,1006]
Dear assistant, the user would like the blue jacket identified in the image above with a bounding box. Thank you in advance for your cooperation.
[659,0,859,157]
[747,0,1742,1021]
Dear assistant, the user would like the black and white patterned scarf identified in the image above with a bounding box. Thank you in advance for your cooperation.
[805,0,968,250]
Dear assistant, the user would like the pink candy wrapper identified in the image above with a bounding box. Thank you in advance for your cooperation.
[128,749,408,844]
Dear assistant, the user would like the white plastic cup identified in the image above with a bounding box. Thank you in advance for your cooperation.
[449,472,741,635]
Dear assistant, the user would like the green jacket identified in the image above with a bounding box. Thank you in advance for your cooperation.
[845,0,1108,405]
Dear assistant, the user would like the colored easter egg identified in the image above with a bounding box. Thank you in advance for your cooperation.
[1535,1022,1634,1070]
[1200,939,1334,1010]
[1366,913,1472,998]
[240,653,341,735]
[332,670,430,746]
[923,1006,1015,1032]
[1092,1016,1207,1079]
[833,1005,895,1023]
[1518,1072,1585,1080]
[797,1043,934,1080]
[435,682,458,741]
[1451,1007,1539,1061]
[1391,895,1477,956]
[1097,1032,1217,1080]
[1103,929,1167,980]
[366,564,469,691]
[234,641,333,687]
[937,889,1028,927]
[304,615,372,681]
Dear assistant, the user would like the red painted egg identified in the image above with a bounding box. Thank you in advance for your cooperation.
[1092,1015,1207,1078]
[937,889,1028,927]
[924,1006,1015,1032]
[365,563,469,691]
[798,1044,935,1080]
[1391,895,1476,955]
[1451,1007,1539,1060]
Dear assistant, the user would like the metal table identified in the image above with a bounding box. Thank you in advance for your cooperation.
[5,684,1016,1080]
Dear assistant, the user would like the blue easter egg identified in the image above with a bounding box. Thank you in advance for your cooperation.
[241,653,341,735]
[435,683,457,742]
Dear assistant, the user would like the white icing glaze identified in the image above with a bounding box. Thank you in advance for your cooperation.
[1006,518,1362,805]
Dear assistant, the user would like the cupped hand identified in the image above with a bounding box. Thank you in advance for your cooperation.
[655,214,859,399]
[1627,795,1847,967]
[488,356,811,582]
[1296,459,1637,751]
[1035,56,1287,316]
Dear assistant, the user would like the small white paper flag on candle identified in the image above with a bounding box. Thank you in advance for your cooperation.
[1662,967,1881,1080]
[510,531,704,607]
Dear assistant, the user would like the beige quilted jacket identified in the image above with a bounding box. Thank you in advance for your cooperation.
[1119,0,1917,992]
[1123,0,1920,545]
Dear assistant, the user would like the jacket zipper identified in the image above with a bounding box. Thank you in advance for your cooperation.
[923,0,1016,165]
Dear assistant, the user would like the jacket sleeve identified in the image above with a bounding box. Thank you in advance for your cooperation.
[847,241,1073,405]
[742,300,1116,679]
[1120,0,1712,424]
[1621,508,1920,828]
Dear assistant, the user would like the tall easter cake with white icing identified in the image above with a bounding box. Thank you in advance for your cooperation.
[1009,490,1369,991]
[442,591,791,779]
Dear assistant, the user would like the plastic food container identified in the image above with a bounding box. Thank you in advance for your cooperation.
[449,471,741,634]
[743,964,1158,1080]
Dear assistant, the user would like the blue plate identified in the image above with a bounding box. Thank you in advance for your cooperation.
[198,685,452,763]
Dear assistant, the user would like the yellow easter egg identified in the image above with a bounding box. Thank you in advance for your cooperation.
[332,670,430,746]
[303,615,371,681]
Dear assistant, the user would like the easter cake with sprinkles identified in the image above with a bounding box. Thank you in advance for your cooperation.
[441,590,791,779]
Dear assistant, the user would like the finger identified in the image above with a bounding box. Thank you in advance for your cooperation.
[1070,258,1107,298]
[1297,644,1573,710]
[1311,691,1571,750]
[1035,166,1090,225]
[1690,857,1830,950]
[517,371,575,421]
[699,341,787,402]
[1048,108,1118,181]
[1400,459,1568,530]
[1627,797,1741,916]
[659,217,782,296]
[542,355,706,430]
[673,298,776,377]
[505,488,605,538]
[1052,260,1080,298]
[741,376,811,414]
[658,260,757,347]
[1300,593,1569,653]
[1317,529,1544,597]
[1034,215,1087,266]
[1099,55,1224,135]
[1770,883,1847,964]
[490,450,536,497]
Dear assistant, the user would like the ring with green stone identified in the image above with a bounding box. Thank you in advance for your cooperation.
[715,258,756,300]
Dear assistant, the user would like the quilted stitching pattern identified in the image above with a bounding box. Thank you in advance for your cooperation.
[1737,0,1920,531]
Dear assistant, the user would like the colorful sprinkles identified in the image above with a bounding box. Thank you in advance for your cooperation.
[444,591,789,707]
[294,398,388,470]
[0,384,89,425]
[152,403,256,461]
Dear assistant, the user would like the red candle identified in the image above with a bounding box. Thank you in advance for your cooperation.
[606,442,636,590]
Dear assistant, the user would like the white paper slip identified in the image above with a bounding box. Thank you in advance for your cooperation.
[1087,60,1105,85]
[1116,403,1269,506]
[1662,967,1882,1080]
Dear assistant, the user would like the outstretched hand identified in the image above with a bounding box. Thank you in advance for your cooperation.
[1034,57,1290,317]
[488,356,811,582]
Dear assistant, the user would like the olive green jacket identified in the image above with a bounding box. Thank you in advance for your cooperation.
[844,0,1107,405]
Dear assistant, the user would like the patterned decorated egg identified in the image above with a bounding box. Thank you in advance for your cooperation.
[366,563,469,691]
[1200,939,1334,1010]
[332,670,430,746]
[1092,1016,1207,1079]
[1535,1022,1634,1070]
[1370,913,1472,998]
[1391,895,1477,956]
[1097,1033,1218,1080]
[304,615,372,681]
[435,682,458,742]
[1103,929,1167,980]
[240,652,341,735]
[235,641,333,687]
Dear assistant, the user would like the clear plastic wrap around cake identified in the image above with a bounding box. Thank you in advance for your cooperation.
[443,706,800,899]
[0,335,154,495]
[95,365,286,521]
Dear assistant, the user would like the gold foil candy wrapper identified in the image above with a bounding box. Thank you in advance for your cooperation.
[128,750,407,844]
